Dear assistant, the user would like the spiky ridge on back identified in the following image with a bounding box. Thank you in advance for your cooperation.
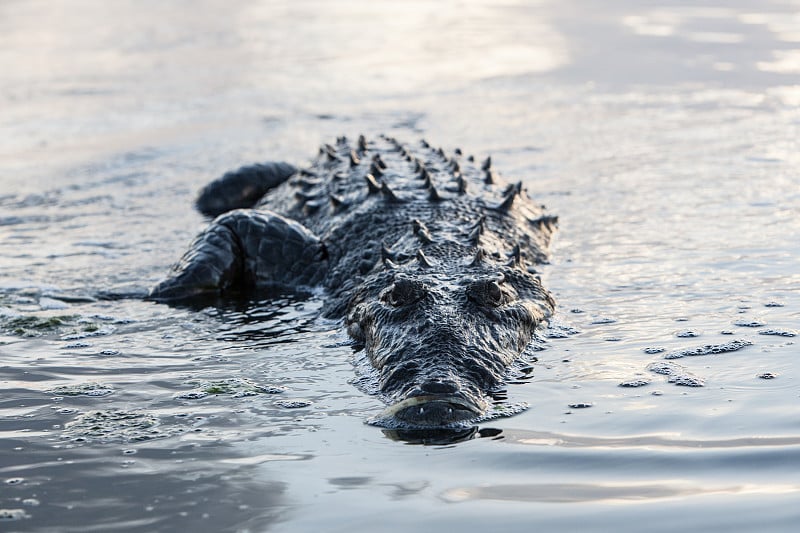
[254,135,558,317]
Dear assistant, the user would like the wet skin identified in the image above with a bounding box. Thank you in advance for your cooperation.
[151,136,557,427]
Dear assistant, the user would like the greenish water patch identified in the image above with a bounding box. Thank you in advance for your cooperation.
[3,314,78,337]
[49,382,115,397]
[175,377,287,400]
[62,410,183,443]
[0,312,110,341]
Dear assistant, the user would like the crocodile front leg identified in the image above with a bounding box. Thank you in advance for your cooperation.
[149,209,327,301]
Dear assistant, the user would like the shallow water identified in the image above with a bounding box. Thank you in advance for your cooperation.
[1,0,799,531]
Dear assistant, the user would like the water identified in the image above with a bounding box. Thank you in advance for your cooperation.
[1,0,799,531]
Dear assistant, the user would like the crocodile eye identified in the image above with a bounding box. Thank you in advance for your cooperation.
[467,278,509,308]
[383,278,426,307]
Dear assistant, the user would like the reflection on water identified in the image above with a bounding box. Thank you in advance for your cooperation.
[441,481,800,504]
[0,441,291,531]
[382,426,505,446]
[501,428,800,449]
[1,0,799,531]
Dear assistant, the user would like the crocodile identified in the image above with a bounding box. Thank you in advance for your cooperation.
[150,135,557,428]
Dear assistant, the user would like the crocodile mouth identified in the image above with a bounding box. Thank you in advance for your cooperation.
[378,394,485,427]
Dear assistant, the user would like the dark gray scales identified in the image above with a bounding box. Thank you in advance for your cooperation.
[151,135,558,428]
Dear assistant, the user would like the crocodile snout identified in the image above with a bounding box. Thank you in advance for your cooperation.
[379,392,484,427]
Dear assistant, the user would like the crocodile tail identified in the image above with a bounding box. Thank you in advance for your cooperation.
[195,161,297,217]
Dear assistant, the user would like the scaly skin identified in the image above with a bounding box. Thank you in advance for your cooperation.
[151,135,557,427]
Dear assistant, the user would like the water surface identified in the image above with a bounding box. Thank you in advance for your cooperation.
[1,1,799,531]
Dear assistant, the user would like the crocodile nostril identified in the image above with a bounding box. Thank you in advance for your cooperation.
[419,380,459,394]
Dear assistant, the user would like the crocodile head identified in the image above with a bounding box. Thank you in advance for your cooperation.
[346,263,553,428]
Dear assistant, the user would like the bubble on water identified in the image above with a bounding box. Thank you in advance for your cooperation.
[62,341,92,349]
[85,314,112,321]
[21,499,39,507]
[0,509,29,521]
[544,323,581,338]
[759,329,796,337]
[174,390,209,400]
[63,410,178,443]
[48,382,114,397]
[647,361,705,387]
[619,378,650,388]
[174,377,286,400]
[61,325,116,340]
[642,346,665,354]
[669,375,705,387]
[590,317,616,325]
[648,362,678,375]
[274,399,312,409]
[231,390,258,398]
[733,320,765,328]
[664,339,752,359]
[474,402,529,422]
